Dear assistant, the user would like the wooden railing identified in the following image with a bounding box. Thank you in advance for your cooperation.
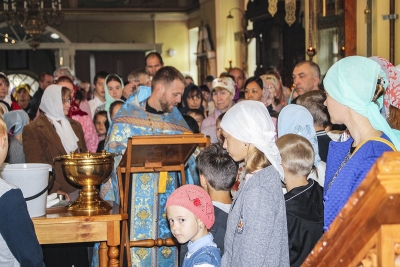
[302,152,400,266]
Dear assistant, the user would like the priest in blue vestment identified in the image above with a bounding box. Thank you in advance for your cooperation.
[97,66,199,267]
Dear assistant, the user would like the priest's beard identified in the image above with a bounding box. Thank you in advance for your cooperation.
[159,94,174,113]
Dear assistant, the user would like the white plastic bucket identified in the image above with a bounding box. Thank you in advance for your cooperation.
[0,163,52,217]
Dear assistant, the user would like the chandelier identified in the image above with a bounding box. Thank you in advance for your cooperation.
[1,0,64,49]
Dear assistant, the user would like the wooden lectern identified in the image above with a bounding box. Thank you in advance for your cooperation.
[302,152,400,266]
[117,134,210,267]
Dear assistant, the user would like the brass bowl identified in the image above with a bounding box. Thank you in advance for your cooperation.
[55,151,117,214]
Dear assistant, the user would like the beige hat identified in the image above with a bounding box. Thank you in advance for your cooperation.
[212,77,235,95]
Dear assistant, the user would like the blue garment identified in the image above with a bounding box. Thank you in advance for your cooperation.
[323,134,395,230]
[180,205,229,266]
[183,233,221,267]
[0,179,45,267]
[93,91,199,267]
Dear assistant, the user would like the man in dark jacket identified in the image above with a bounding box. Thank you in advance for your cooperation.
[28,71,53,120]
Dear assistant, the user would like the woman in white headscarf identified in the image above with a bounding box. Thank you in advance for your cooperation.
[22,84,87,200]
[278,104,326,187]
[220,100,289,267]
[322,56,400,231]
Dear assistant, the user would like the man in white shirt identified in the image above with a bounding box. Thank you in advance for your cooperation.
[88,71,108,118]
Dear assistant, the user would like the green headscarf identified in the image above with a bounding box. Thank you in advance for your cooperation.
[104,74,124,113]
[324,56,400,149]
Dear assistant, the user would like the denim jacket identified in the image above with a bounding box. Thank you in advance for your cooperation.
[183,233,221,267]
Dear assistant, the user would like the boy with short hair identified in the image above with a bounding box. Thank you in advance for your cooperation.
[88,71,108,118]
[297,90,332,161]
[0,117,45,266]
[276,134,323,267]
[166,184,221,267]
[179,143,237,266]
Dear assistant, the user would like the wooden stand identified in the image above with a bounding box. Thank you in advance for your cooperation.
[302,152,400,266]
[117,134,210,267]
[33,202,127,267]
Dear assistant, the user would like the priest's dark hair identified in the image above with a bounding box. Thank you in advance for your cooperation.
[152,66,185,92]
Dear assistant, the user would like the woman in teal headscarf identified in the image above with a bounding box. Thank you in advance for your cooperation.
[323,56,400,231]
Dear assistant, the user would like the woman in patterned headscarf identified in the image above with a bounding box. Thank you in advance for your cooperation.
[322,56,400,231]
[370,56,400,130]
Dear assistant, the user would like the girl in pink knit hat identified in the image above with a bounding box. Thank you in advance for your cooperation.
[166,184,221,267]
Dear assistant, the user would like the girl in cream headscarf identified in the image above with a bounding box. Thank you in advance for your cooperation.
[261,73,286,112]
[323,56,400,231]
[220,100,289,267]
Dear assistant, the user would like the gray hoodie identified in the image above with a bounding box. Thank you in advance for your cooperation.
[221,166,290,267]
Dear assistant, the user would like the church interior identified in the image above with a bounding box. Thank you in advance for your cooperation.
[1,1,400,267]
[0,0,398,90]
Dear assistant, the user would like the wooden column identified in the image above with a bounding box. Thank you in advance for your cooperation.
[344,0,357,56]
[389,0,395,63]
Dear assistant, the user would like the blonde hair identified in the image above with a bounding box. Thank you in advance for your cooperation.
[0,117,7,137]
[276,134,314,177]
[387,105,400,130]
[245,145,270,174]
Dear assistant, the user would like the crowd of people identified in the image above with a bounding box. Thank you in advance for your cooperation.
[0,52,400,267]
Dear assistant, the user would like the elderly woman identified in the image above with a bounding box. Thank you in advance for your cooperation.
[278,104,325,187]
[220,100,289,266]
[22,84,87,200]
[323,56,400,231]
[56,76,99,153]
[201,77,235,143]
